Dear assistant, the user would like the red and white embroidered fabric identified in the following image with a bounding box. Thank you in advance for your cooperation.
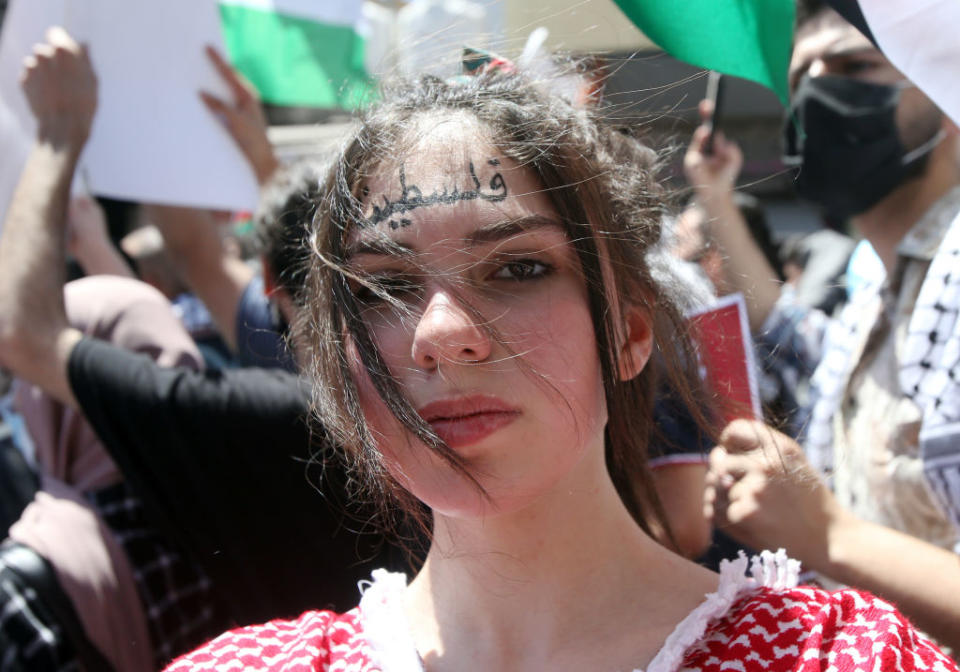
[164,609,375,672]
[165,552,957,672]
[681,587,955,672]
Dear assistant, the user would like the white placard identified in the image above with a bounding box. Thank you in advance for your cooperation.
[0,0,259,229]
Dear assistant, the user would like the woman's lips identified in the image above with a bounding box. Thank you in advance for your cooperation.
[418,397,519,449]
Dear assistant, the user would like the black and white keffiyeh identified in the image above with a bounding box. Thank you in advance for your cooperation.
[901,214,960,532]
[806,206,960,541]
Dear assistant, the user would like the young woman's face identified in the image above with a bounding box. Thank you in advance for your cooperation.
[345,117,611,518]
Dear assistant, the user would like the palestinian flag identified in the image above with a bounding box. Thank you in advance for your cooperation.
[612,0,794,105]
[218,0,372,109]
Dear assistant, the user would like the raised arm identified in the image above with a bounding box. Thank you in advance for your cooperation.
[0,27,95,406]
[705,419,960,650]
[146,204,253,352]
[66,194,135,277]
[683,102,782,331]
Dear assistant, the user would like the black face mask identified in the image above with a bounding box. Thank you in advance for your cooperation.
[783,75,942,220]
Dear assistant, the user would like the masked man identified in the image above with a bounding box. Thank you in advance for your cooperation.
[787,0,960,553]
[703,0,960,649]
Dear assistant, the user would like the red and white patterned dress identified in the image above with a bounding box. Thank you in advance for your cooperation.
[165,551,956,672]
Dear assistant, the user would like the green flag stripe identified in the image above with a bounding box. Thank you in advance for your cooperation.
[613,0,794,104]
[219,3,372,109]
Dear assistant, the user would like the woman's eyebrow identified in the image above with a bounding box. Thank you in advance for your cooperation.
[345,238,415,259]
[466,215,565,247]
[346,215,563,259]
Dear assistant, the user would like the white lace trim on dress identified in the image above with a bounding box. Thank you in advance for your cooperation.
[359,549,800,672]
[359,569,425,672]
[644,549,800,672]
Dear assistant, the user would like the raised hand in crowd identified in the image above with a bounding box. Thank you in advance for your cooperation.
[704,419,837,561]
[0,26,96,405]
[705,418,960,650]
[199,45,278,186]
[66,195,135,277]
[20,32,133,278]
[683,100,743,202]
[683,101,780,331]
[20,27,97,151]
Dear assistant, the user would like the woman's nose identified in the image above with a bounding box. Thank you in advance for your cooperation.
[411,290,492,370]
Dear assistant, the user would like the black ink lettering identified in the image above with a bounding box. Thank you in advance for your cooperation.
[399,165,423,204]
[387,218,413,230]
[360,159,509,228]
[468,162,482,191]
[486,173,506,200]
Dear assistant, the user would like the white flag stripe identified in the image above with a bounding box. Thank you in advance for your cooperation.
[218,0,361,27]
[858,0,960,127]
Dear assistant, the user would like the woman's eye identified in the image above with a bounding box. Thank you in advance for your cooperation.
[490,259,552,281]
[354,275,420,305]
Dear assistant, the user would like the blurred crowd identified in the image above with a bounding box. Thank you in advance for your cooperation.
[1,0,959,669]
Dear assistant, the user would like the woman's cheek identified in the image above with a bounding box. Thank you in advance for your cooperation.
[345,338,418,478]
[532,294,608,428]
[347,340,391,434]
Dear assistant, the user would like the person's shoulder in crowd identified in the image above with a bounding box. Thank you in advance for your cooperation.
[235,273,296,371]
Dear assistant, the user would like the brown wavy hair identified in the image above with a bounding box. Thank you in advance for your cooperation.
[297,71,715,554]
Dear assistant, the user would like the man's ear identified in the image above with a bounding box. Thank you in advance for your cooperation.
[261,255,278,297]
[618,307,654,382]
[260,255,299,325]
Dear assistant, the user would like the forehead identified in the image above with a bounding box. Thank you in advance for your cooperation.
[364,114,495,193]
[352,115,558,249]
[790,10,878,78]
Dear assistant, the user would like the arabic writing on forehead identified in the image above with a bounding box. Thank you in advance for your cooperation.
[360,159,508,230]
